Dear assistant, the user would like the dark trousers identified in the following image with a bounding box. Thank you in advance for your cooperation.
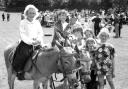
[119,25,122,37]
[86,70,98,89]
[12,41,33,72]
[7,17,10,21]
[94,27,100,36]
[2,16,5,21]
[94,24,100,36]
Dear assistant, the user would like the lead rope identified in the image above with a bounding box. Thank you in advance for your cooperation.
[50,76,56,89]
[53,54,66,82]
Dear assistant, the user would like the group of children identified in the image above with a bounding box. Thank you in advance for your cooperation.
[55,10,116,89]
[68,26,115,89]
[53,9,116,89]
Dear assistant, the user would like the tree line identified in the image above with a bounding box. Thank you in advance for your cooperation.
[3,0,128,11]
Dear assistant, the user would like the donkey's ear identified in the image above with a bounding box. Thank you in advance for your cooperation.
[55,40,63,50]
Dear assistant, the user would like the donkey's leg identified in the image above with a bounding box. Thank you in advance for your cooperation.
[33,80,41,89]
[49,76,56,89]
[63,78,69,89]
[43,79,52,89]
[33,80,40,89]
[42,80,47,89]
[7,67,16,89]
[33,77,50,89]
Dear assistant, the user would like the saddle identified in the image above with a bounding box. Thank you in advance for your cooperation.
[24,47,58,72]
[32,47,55,62]
[10,42,58,73]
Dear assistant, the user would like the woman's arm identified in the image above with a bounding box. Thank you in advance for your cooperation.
[111,47,115,78]
[54,26,65,41]
[112,56,115,77]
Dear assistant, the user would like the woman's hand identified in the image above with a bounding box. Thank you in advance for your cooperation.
[32,39,41,46]
[42,45,48,50]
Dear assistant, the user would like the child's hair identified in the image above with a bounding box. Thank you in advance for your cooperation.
[84,29,95,38]
[24,4,39,18]
[71,27,83,37]
[56,9,68,21]
[97,29,110,39]
[85,37,96,51]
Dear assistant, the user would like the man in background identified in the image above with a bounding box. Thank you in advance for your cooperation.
[92,14,101,36]
[7,13,10,21]
[2,13,5,21]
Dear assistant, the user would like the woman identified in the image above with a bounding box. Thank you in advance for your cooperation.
[52,10,70,47]
[12,5,44,80]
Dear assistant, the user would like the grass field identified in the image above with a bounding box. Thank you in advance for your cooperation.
[0,11,128,89]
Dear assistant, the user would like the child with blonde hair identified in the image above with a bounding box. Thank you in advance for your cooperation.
[85,37,99,89]
[12,4,44,80]
[96,30,116,89]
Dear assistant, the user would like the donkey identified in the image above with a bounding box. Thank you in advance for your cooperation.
[4,43,80,89]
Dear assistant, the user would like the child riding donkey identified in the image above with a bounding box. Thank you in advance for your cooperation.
[12,5,48,80]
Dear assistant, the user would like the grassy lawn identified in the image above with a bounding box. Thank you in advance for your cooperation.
[0,12,128,89]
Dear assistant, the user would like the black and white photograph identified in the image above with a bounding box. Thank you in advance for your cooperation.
[0,0,128,89]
